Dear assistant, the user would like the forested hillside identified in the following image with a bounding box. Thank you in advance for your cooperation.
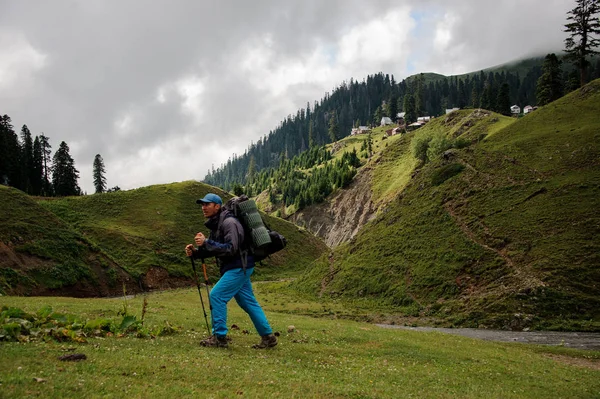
[203,55,600,191]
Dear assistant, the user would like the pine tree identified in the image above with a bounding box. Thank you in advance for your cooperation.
[373,106,383,125]
[328,114,339,142]
[403,94,417,124]
[536,54,564,105]
[20,125,34,194]
[32,137,44,195]
[0,115,21,188]
[564,0,600,87]
[0,115,12,185]
[39,133,53,196]
[308,120,315,148]
[93,154,107,193]
[52,141,81,196]
[480,82,492,110]
[386,96,398,120]
[414,74,425,115]
[496,83,511,115]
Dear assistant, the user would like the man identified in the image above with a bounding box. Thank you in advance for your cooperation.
[185,193,277,349]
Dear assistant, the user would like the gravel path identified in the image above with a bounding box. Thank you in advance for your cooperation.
[376,325,600,351]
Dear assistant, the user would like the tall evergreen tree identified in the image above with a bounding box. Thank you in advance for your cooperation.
[52,141,80,196]
[564,0,600,87]
[93,154,107,193]
[32,137,44,195]
[386,95,398,120]
[328,114,339,142]
[247,154,256,182]
[308,120,315,148]
[0,115,21,188]
[20,125,34,194]
[373,105,383,125]
[0,115,12,185]
[480,81,493,110]
[403,94,417,124]
[414,74,425,116]
[496,83,511,115]
[38,133,53,196]
[536,53,564,105]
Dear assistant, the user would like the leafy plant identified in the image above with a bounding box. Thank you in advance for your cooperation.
[0,305,179,343]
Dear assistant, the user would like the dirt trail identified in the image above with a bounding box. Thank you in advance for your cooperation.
[376,324,600,351]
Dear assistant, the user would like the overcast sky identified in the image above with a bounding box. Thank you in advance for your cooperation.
[0,0,570,193]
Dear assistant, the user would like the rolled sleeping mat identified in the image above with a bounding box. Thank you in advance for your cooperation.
[251,226,272,247]
[244,212,264,229]
[237,198,258,214]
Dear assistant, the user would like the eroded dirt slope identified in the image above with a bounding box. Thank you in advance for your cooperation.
[288,165,377,248]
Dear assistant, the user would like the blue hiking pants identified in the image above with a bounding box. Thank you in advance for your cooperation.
[209,267,272,337]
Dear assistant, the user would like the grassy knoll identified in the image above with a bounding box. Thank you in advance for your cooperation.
[36,181,327,284]
[1,181,326,295]
[0,185,132,296]
[293,80,600,331]
[1,288,599,398]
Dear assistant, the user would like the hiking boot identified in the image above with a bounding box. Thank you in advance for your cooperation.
[252,334,277,349]
[200,335,229,348]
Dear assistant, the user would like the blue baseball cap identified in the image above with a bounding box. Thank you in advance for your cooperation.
[196,193,222,206]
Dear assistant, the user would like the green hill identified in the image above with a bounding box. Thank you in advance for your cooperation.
[36,181,327,284]
[0,181,327,295]
[293,80,600,331]
[0,185,135,296]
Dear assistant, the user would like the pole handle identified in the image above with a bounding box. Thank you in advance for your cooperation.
[202,259,209,284]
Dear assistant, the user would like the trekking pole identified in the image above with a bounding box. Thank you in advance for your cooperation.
[201,258,213,327]
[190,257,211,335]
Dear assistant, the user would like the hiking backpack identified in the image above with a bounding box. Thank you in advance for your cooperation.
[224,195,287,262]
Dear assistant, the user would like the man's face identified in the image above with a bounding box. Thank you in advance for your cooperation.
[201,202,220,218]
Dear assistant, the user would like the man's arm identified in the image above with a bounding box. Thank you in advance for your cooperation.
[203,218,244,256]
[185,243,213,259]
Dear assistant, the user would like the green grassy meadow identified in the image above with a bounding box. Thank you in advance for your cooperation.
[1,286,599,398]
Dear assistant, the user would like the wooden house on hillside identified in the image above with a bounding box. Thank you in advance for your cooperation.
[350,126,371,135]
[380,117,393,126]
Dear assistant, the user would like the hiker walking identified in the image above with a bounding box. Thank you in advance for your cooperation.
[185,193,277,349]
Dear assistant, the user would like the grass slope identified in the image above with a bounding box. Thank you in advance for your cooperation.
[1,289,598,398]
[36,181,327,285]
[293,80,600,331]
[0,186,133,296]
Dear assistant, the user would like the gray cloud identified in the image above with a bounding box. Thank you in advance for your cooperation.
[0,0,570,193]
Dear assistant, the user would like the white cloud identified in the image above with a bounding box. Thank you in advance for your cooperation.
[176,75,206,124]
[0,31,47,91]
[433,12,455,51]
[337,7,414,68]
[107,136,232,190]
[0,1,569,193]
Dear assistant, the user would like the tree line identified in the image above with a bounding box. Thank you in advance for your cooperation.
[0,114,112,196]
[205,57,600,192]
